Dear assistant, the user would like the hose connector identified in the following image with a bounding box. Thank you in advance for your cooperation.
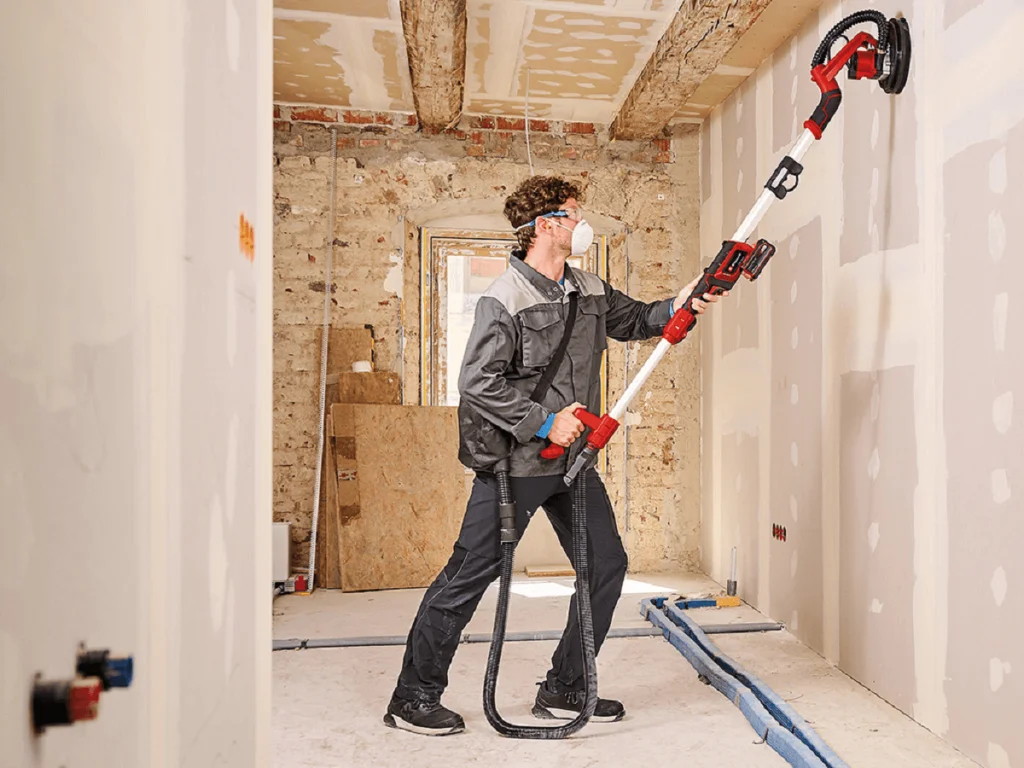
[563,446,598,486]
[499,502,518,543]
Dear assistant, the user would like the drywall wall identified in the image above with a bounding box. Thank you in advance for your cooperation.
[272,108,702,575]
[699,0,1024,765]
[0,1,273,766]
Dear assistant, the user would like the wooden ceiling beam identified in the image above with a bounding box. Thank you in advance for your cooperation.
[399,0,467,133]
[610,0,774,141]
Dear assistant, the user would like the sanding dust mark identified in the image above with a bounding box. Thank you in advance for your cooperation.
[790,610,799,632]
[790,280,797,304]
[867,447,880,481]
[870,598,883,614]
[991,468,1011,504]
[226,413,239,523]
[517,10,658,101]
[226,0,240,72]
[790,494,798,521]
[989,212,1006,263]
[790,384,799,405]
[990,147,1008,193]
[988,743,1012,768]
[226,271,237,365]
[276,0,391,17]
[373,29,410,109]
[209,494,228,629]
[993,391,1013,434]
[791,326,798,349]
[224,581,236,678]
[470,3,491,95]
[868,522,880,552]
[994,293,1009,351]
[991,566,1008,606]
[790,441,798,468]
[990,658,1012,691]
[274,19,353,105]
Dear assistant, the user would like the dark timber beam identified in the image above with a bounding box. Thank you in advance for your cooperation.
[399,0,467,133]
[610,0,773,141]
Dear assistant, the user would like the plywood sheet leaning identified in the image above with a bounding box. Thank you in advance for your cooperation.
[315,326,375,373]
[314,408,343,589]
[341,405,467,591]
[328,371,401,405]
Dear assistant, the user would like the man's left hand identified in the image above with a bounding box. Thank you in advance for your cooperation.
[676,275,726,315]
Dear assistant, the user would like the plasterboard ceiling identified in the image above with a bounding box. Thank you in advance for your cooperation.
[274,0,414,112]
[273,0,823,125]
[274,0,685,122]
[464,0,685,122]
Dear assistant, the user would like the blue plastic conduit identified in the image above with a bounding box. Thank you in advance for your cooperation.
[662,601,848,768]
[640,599,847,768]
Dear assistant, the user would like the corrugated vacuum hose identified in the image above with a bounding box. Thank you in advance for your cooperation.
[482,466,598,738]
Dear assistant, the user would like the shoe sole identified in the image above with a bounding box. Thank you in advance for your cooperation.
[531,704,624,723]
[383,712,465,736]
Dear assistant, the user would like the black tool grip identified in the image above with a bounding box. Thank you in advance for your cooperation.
[807,87,842,137]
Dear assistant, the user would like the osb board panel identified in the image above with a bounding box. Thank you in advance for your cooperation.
[330,404,360,526]
[341,405,465,591]
[331,371,401,404]
[315,326,374,373]
[314,409,343,589]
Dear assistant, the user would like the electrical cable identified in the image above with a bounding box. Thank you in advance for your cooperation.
[525,68,534,175]
[306,127,339,591]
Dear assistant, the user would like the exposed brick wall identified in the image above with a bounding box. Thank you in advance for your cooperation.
[274,106,700,574]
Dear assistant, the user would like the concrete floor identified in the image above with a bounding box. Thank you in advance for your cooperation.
[272,573,978,768]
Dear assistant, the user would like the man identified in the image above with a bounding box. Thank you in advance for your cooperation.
[384,176,723,736]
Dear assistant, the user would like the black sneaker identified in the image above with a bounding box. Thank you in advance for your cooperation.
[531,681,625,723]
[383,692,465,736]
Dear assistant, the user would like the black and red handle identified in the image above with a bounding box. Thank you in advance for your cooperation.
[661,238,775,346]
[541,407,620,459]
[804,30,878,139]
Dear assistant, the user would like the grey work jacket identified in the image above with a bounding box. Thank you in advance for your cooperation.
[456,252,674,477]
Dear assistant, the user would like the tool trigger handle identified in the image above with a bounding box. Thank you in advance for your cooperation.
[540,407,599,459]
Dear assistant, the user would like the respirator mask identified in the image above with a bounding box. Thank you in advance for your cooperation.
[565,219,594,256]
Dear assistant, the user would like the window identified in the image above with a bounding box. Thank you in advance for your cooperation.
[419,228,609,411]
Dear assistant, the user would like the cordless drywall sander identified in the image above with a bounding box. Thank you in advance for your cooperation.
[541,8,912,488]
[542,238,776,485]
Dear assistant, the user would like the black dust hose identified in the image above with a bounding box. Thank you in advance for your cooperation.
[811,9,889,67]
[482,466,598,739]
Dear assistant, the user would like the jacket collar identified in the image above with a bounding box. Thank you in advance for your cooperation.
[510,251,577,302]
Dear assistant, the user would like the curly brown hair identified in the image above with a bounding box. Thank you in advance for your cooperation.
[503,176,583,253]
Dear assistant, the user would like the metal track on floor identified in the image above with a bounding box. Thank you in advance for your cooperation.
[641,597,848,768]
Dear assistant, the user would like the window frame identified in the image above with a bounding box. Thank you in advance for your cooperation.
[419,227,609,463]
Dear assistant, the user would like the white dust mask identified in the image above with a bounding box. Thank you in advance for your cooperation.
[569,219,594,256]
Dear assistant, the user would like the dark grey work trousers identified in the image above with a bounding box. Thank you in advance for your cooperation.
[394,469,628,700]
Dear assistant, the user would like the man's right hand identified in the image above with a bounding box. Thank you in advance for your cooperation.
[548,402,585,447]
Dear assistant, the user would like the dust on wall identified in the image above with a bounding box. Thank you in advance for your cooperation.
[273,107,704,575]
[699,1,1024,766]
